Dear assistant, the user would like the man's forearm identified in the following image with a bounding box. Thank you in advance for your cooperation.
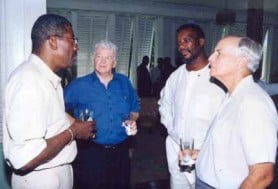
[18,129,73,173]
[240,163,274,189]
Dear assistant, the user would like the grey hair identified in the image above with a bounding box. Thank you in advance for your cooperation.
[235,37,263,73]
[92,40,118,59]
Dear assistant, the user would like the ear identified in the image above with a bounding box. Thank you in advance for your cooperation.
[47,35,58,50]
[113,60,117,68]
[236,56,248,69]
[199,38,205,47]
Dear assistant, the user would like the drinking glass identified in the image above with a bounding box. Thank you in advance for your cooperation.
[122,114,133,135]
[179,137,195,172]
[79,108,96,138]
[79,108,94,121]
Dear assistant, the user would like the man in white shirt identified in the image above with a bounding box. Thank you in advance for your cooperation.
[3,14,94,189]
[158,23,225,189]
[196,36,278,189]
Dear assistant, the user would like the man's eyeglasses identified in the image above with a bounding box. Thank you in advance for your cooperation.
[53,35,78,46]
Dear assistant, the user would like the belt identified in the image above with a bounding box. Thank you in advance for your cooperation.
[85,140,128,150]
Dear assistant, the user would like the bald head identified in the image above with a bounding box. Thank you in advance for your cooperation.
[209,36,262,93]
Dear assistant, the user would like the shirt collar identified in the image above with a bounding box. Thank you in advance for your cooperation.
[230,75,254,97]
[91,71,116,82]
[29,54,62,89]
[186,63,210,77]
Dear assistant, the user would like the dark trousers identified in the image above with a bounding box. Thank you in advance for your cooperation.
[73,140,130,189]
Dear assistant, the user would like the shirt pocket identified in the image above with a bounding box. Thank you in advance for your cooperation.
[110,89,129,114]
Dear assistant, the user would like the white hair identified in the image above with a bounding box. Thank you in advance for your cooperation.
[235,37,263,73]
[92,40,118,59]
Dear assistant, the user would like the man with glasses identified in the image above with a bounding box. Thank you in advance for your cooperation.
[3,14,94,189]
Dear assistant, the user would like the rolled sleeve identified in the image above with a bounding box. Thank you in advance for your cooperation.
[4,78,48,169]
[7,139,47,169]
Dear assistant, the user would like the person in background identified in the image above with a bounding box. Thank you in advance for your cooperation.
[3,14,94,189]
[137,55,152,97]
[158,23,225,189]
[161,56,175,84]
[151,57,163,83]
[195,36,278,189]
[64,39,139,189]
[151,57,164,97]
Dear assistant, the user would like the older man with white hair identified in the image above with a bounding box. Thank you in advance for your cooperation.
[194,36,278,189]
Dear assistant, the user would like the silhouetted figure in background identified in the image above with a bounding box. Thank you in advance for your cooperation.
[161,56,175,86]
[151,57,164,97]
[137,55,152,97]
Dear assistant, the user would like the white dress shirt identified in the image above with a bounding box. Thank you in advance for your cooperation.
[196,75,278,188]
[158,64,225,188]
[3,54,77,170]
[159,64,225,149]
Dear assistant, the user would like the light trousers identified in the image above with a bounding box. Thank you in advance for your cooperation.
[166,136,195,189]
[12,164,73,189]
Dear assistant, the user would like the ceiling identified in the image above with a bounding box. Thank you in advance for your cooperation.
[142,0,270,14]
[139,0,277,14]
[47,0,278,15]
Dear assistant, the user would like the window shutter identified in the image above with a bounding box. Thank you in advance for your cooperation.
[48,9,72,21]
[229,23,247,36]
[114,15,133,76]
[76,12,108,76]
[134,16,155,66]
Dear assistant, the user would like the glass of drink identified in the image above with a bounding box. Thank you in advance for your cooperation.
[122,114,133,135]
[179,137,195,172]
[79,108,94,121]
[79,108,96,138]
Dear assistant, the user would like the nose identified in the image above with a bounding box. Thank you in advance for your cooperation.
[178,43,186,52]
[208,52,215,63]
[178,41,187,48]
[74,44,79,51]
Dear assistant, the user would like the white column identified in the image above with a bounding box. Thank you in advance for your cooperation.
[154,17,164,64]
[1,0,46,81]
[0,0,46,188]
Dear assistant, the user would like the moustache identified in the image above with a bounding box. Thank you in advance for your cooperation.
[179,48,191,54]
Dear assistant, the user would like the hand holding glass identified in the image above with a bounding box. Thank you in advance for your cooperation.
[79,108,94,121]
[122,114,134,136]
[79,108,96,138]
[179,137,195,172]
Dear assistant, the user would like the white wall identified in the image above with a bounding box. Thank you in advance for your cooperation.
[0,0,46,188]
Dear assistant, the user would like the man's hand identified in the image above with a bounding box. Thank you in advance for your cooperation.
[70,120,95,140]
[123,120,138,136]
[178,149,200,161]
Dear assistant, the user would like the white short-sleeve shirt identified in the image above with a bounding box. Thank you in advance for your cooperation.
[3,54,77,170]
[196,75,278,188]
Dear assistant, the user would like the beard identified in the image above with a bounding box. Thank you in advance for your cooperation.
[180,47,202,64]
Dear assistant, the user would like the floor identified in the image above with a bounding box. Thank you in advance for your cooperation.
[130,124,170,189]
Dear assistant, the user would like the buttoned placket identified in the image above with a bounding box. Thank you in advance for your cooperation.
[180,71,199,140]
